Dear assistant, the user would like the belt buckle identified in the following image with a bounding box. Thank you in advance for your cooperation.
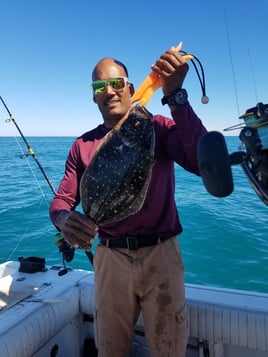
[126,236,139,251]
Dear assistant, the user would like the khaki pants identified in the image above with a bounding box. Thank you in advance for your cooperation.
[93,236,189,357]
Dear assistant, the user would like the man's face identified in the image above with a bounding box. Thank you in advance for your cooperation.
[92,59,134,128]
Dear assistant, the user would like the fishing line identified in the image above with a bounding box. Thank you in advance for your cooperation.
[0,96,56,195]
[1,96,93,269]
[0,96,55,261]
[5,197,49,261]
[246,46,258,103]
[222,0,241,118]
[22,156,47,198]
[2,109,48,198]
[241,0,258,103]
[8,133,47,198]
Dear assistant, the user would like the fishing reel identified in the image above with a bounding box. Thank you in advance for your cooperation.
[198,102,268,205]
[54,233,94,273]
[54,232,75,274]
[55,233,75,263]
[53,233,75,276]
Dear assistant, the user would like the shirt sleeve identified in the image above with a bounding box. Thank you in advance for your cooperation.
[49,140,83,225]
[155,101,207,175]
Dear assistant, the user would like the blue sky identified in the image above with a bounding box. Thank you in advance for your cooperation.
[0,0,267,136]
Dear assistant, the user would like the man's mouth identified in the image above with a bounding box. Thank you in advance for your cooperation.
[104,98,120,106]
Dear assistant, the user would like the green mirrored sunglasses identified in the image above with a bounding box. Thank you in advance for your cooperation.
[91,77,129,95]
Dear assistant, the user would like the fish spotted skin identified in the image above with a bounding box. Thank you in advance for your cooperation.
[80,105,155,225]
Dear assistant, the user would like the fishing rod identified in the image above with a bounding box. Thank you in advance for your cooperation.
[0,95,56,195]
[1,96,94,269]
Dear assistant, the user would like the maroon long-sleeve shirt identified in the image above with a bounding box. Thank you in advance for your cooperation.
[49,102,207,239]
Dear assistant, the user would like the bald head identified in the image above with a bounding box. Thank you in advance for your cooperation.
[92,58,129,81]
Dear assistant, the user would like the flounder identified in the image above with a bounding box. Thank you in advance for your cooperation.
[80,105,155,226]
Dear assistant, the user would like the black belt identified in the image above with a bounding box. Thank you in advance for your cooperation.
[100,234,170,251]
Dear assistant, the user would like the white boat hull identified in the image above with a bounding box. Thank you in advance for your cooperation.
[0,261,267,357]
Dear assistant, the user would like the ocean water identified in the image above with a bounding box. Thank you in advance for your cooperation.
[0,136,267,294]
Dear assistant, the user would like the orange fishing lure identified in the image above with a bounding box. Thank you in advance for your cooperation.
[131,42,193,106]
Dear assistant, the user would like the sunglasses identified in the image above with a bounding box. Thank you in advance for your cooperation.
[91,77,129,95]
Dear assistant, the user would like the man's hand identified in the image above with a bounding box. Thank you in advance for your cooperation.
[55,211,98,250]
[151,47,189,96]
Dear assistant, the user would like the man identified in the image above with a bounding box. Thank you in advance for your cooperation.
[50,47,207,356]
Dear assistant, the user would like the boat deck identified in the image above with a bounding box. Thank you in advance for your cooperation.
[0,261,267,356]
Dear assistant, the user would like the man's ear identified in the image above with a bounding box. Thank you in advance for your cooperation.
[129,83,135,97]
[93,95,97,103]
